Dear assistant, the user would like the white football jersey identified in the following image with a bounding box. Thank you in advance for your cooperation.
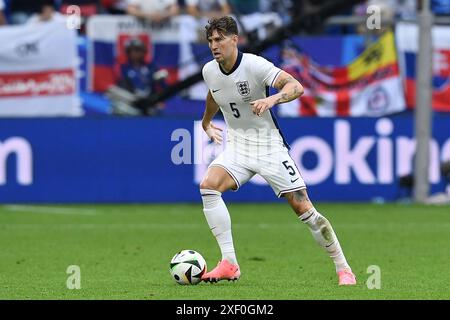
[202,52,289,153]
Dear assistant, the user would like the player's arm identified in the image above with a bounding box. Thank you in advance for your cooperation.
[202,91,223,145]
[251,71,304,117]
[272,71,304,104]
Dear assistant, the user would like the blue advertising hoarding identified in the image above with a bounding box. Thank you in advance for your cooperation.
[1,115,449,203]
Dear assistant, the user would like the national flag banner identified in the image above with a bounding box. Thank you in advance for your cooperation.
[278,31,406,117]
[86,15,201,93]
[396,22,450,112]
[0,21,81,117]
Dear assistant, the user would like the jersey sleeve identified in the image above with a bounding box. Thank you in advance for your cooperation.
[202,63,211,89]
[252,55,282,88]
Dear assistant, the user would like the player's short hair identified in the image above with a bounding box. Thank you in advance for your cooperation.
[205,16,239,40]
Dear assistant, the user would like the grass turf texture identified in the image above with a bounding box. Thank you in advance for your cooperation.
[0,203,449,300]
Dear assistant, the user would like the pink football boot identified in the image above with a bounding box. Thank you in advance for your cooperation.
[202,260,241,283]
[337,269,357,286]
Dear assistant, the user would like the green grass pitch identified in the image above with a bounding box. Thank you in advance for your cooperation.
[0,203,449,300]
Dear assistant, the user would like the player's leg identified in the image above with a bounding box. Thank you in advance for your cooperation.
[283,189,356,285]
[200,166,238,266]
[257,150,356,285]
[199,158,254,282]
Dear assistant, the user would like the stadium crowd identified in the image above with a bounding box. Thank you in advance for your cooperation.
[2,1,444,31]
[0,0,292,28]
[1,0,449,117]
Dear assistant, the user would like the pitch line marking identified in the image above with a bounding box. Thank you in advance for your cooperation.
[2,205,98,215]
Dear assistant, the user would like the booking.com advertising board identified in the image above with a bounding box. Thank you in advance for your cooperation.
[0,115,449,203]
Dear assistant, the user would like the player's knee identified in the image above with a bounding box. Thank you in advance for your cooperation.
[199,178,221,191]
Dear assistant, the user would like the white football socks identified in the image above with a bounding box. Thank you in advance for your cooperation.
[200,189,238,265]
[300,208,350,273]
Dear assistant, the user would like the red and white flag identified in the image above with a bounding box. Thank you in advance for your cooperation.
[278,31,406,117]
[0,21,81,117]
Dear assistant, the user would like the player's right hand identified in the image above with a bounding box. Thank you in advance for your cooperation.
[204,122,223,145]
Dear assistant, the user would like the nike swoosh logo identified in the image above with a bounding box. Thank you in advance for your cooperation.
[212,89,221,93]
[291,178,299,183]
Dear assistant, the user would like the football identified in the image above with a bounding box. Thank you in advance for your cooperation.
[169,250,207,285]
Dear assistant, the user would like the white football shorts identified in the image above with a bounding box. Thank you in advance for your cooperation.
[209,145,306,197]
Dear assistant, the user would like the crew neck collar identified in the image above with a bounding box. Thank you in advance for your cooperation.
[219,51,243,76]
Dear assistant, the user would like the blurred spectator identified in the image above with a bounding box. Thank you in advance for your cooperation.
[185,0,231,19]
[352,0,417,35]
[118,38,162,97]
[227,0,260,14]
[260,0,293,24]
[356,0,417,21]
[397,0,417,19]
[27,2,66,24]
[369,0,397,22]
[101,0,128,14]
[61,0,99,7]
[9,0,47,24]
[225,0,284,41]
[60,0,100,15]
[127,0,180,24]
[108,38,168,116]
[0,0,6,25]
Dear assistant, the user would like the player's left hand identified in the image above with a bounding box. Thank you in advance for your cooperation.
[250,98,275,117]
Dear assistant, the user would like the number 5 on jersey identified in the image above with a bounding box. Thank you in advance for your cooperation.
[229,102,240,118]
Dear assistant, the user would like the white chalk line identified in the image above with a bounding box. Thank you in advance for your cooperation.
[1,205,98,216]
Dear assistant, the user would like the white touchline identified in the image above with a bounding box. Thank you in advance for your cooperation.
[2,205,98,215]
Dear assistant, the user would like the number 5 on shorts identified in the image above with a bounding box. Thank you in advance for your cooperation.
[282,160,296,176]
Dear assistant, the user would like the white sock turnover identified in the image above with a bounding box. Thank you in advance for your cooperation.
[300,208,350,273]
